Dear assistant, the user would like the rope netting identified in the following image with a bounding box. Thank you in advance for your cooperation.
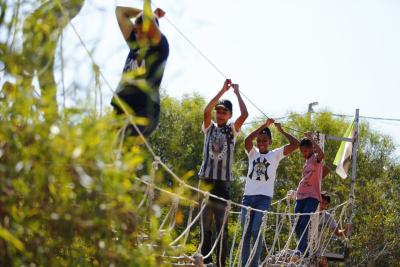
[132,163,351,267]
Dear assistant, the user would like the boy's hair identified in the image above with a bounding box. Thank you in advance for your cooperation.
[135,13,159,26]
[321,192,331,203]
[300,138,313,148]
[258,127,272,139]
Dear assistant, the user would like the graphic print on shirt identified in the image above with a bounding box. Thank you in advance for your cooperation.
[123,48,147,77]
[125,57,146,75]
[123,44,151,75]
[209,126,233,161]
[249,157,270,181]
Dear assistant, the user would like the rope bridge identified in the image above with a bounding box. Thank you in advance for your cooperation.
[129,158,351,267]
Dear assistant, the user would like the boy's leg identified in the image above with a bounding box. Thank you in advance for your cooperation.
[141,103,160,137]
[294,199,305,244]
[199,180,215,264]
[212,181,230,267]
[241,196,255,267]
[112,88,160,137]
[248,195,271,267]
[201,199,214,264]
[214,199,229,267]
[295,198,319,254]
[124,102,160,137]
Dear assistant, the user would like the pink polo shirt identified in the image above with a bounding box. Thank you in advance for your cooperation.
[296,154,323,201]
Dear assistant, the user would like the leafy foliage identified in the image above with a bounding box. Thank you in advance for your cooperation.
[1,1,399,266]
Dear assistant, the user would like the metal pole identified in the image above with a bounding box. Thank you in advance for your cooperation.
[325,135,354,142]
[349,109,359,221]
[345,109,360,267]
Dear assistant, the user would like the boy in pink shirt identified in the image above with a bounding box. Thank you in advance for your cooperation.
[295,132,325,254]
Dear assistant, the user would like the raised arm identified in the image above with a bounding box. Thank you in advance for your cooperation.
[115,6,142,41]
[322,164,330,178]
[274,122,299,156]
[115,4,165,43]
[305,132,324,161]
[232,84,249,132]
[142,0,163,44]
[203,79,231,129]
[244,119,274,153]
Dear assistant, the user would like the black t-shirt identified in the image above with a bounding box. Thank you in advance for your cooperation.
[112,28,169,113]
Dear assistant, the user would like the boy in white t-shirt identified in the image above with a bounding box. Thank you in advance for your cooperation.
[241,119,299,267]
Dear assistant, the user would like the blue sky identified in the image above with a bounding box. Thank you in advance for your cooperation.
[48,0,400,154]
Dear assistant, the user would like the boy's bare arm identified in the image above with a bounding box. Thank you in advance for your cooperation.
[275,123,299,156]
[116,3,165,43]
[203,79,231,129]
[305,132,324,161]
[115,6,141,41]
[322,165,330,178]
[232,84,249,132]
[143,0,163,44]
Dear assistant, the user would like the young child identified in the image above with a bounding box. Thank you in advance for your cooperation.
[319,192,350,237]
[318,192,352,267]
[241,119,299,267]
[198,79,248,267]
[112,2,169,137]
[295,132,325,255]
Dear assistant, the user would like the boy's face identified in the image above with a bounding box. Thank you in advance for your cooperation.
[134,24,149,45]
[215,107,232,125]
[256,134,271,152]
[320,199,329,211]
[300,146,313,159]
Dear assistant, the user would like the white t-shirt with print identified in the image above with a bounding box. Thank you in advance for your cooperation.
[244,146,286,197]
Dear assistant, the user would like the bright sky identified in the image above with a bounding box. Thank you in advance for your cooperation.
[52,0,400,154]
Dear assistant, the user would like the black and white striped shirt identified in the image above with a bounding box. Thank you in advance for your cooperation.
[198,122,239,181]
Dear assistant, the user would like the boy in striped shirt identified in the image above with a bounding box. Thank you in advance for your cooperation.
[198,79,248,267]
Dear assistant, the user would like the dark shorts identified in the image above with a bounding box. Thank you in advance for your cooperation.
[199,179,231,202]
[111,85,160,137]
